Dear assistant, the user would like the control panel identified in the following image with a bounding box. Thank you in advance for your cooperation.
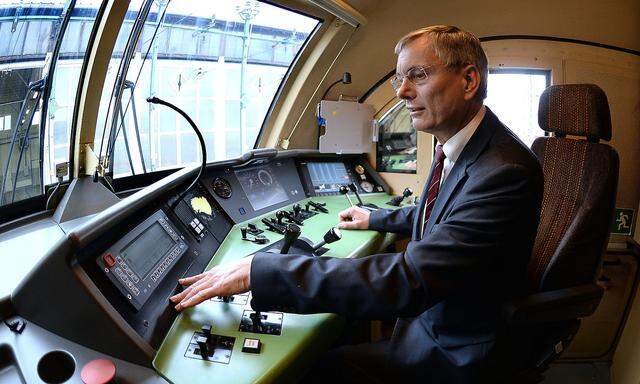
[15,151,398,383]
[297,156,386,196]
[96,210,188,310]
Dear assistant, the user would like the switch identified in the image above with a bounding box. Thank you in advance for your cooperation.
[241,227,248,239]
[102,253,116,268]
[242,338,262,354]
[196,335,209,358]
[292,203,301,218]
[201,325,212,337]
[250,311,263,332]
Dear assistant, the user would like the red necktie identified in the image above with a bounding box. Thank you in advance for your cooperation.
[422,144,445,235]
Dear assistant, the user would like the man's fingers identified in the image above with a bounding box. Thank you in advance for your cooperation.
[176,290,208,311]
[171,274,213,302]
[338,220,360,229]
[178,272,206,286]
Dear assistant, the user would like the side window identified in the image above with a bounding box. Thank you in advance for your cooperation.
[376,101,417,173]
[0,1,101,207]
[485,69,551,147]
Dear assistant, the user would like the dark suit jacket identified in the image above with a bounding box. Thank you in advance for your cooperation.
[250,109,543,383]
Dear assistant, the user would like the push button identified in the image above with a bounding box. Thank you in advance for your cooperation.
[102,253,116,268]
[242,338,261,354]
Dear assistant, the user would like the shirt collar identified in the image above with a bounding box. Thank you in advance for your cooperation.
[440,105,486,163]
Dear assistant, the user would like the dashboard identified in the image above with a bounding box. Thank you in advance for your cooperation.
[8,150,401,383]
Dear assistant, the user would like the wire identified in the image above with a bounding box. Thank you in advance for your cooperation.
[146,96,206,210]
[45,176,63,210]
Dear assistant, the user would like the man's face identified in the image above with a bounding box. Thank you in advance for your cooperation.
[395,37,469,139]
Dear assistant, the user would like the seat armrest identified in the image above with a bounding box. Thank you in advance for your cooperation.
[502,283,603,326]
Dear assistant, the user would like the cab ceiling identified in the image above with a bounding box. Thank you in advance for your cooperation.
[323,0,640,102]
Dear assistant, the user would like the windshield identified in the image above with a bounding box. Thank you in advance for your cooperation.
[0,0,101,207]
[93,0,320,179]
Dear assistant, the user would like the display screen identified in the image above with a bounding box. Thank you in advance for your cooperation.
[235,165,289,211]
[307,162,350,193]
[120,222,175,279]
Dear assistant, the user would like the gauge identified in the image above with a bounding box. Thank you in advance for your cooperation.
[212,177,232,199]
[257,169,273,185]
[354,164,365,175]
[360,181,374,193]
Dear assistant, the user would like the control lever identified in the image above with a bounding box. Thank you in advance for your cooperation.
[339,185,354,207]
[387,187,413,206]
[308,201,328,213]
[349,183,379,211]
[262,218,285,234]
[250,311,263,332]
[276,210,286,225]
[280,224,301,254]
[348,183,364,206]
[197,324,213,359]
[311,228,342,253]
[241,227,269,244]
[283,210,303,226]
[292,203,301,218]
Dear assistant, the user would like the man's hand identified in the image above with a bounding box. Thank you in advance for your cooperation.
[337,206,371,230]
[170,255,253,311]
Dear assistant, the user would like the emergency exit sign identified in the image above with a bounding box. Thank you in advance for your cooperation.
[611,208,634,235]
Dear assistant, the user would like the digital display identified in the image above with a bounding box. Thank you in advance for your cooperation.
[120,222,175,279]
[235,165,289,211]
[307,162,350,193]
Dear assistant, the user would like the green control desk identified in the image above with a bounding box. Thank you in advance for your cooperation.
[154,194,403,383]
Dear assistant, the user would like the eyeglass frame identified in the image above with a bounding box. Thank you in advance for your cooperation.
[390,65,435,91]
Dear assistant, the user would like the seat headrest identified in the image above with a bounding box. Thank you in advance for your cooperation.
[538,84,612,141]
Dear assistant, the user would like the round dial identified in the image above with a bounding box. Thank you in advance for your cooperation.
[360,181,374,193]
[212,177,232,199]
[354,164,365,175]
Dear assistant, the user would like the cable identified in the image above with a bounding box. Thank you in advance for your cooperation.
[146,96,206,210]
[45,176,63,211]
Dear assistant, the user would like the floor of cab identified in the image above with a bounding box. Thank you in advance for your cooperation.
[543,362,611,384]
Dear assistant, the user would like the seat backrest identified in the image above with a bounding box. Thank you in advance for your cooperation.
[526,84,619,293]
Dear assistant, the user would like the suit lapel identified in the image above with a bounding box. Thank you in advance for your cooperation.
[424,109,499,235]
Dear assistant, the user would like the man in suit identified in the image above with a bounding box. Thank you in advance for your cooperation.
[170,25,543,383]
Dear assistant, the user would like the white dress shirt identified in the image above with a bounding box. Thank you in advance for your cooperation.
[420,106,486,238]
[439,106,486,185]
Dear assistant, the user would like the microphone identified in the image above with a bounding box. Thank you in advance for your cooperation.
[147,96,206,209]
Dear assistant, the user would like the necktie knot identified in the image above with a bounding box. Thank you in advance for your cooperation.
[435,143,445,163]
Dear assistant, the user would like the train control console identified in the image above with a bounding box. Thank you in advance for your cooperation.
[2,150,409,384]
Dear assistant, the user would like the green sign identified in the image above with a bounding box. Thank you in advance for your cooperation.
[611,208,634,235]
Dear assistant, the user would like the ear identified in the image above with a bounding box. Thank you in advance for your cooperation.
[461,64,480,101]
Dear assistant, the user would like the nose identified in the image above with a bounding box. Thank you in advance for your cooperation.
[395,77,415,100]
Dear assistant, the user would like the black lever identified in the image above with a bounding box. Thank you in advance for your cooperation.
[387,187,413,207]
[280,224,301,254]
[348,183,364,206]
[262,218,285,234]
[312,227,342,253]
[283,211,303,225]
[308,201,328,213]
[276,210,286,225]
[292,203,301,218]
[339,185,354,207]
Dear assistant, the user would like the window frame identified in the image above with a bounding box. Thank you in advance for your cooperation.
[487,67,552,143]
[0,0,108,227]
[101,0,323,182]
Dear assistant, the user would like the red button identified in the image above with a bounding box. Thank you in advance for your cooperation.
[81,358,116,384]
[102,253,116,268]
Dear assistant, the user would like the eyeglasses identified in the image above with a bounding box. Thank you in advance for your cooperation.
[390,65,433,91]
